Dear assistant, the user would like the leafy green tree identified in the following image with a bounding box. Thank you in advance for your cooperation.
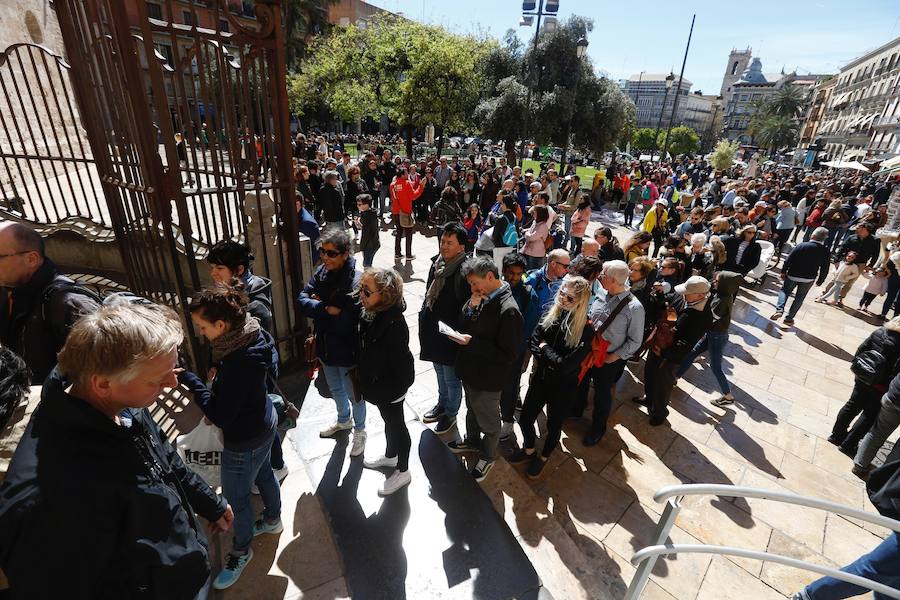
[475,31,528,165]
[710,139,740,171]
[631,128,659,151]
[767,84,807,118]
[662,125,700,157]
[749,114,799,154]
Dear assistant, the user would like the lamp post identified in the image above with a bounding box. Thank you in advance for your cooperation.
[519,0,560,166]
[662,13,696,162]
[653,72,675,162]
[560,36,589,176]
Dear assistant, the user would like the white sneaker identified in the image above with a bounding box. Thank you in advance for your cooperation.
[499,421,514,440]
[364,454,399,469]
[378,469,411,496]
[320,420,352,438]
[274,465,289,482]
[350,430,367,457]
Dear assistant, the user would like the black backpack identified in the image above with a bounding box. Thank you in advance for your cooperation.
[851,330,899,387]
[867,457,900,521]
[40,278,155,322]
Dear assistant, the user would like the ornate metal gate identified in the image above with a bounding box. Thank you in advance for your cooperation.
[49,0,304,364]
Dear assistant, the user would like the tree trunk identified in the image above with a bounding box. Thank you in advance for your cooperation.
[405,122,414,159]
[505,138,517,167]
[435,124,445,159]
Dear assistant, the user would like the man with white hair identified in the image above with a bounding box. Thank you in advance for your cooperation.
[577,260,645,446]
[0,302,233,598]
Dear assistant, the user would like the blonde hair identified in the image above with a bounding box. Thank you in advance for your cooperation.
[540,275,591,348]
[709,235,727,265]
[357,267,405,312]
[58,302,183,386]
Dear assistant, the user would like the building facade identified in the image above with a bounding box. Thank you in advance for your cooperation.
[817,36,900,161]
[328,0,394,27]
[624,73,692,130]
[798,77,836,149]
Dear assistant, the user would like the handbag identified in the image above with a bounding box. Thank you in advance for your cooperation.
[578,294,632,382]
[267,373,301,430]
[399,212,415,228]
[176,420,224,488]
[647,305,678,355]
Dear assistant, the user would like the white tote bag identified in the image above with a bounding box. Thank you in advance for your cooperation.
[176,420,224,489]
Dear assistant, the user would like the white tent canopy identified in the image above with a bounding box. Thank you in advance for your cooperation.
[881,155,900,170]
[821,160,870,172]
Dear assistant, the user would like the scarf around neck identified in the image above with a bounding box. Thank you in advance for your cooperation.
[424,252,466,310]
[211,313,261,362]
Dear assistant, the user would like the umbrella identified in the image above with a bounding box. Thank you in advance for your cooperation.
[822,160,870,172]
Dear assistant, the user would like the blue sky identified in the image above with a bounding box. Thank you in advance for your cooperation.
[367,0,900,95]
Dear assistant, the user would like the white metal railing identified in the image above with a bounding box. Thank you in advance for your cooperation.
[624,484,900,600]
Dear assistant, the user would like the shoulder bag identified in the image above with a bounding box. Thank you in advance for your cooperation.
[578,294,632,383]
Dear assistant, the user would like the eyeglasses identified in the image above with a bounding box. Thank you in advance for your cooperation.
[0,250,29,260]
[319,248,343,258]
[551,260,571,269]
[360,287,375,298]
[559,291,576,303]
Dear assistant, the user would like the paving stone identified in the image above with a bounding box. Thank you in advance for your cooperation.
[760,529,837,595]
[697,556,785,600]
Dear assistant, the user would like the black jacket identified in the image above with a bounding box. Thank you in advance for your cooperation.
[418,255,471,365]
[358,209,381,252]
[178,328,279,451]
[836,233,880,267]
[0,371,227,599]
[722,237,762,275]
[529,314,593,382]
[318,184,345,223]
[345,178,368,213]
[358,305,415,405]
[854,326,900,391]
[663,300,713,362]
[708,271,742,334]
[0,260,100,383]
[455,285,523,391]
[783,240,831,285]
[297,258,362,367]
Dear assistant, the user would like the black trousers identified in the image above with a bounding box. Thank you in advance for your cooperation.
[269,431,284,469]
[585,359,627,438]
[501,350,527,423]
[645,352,677,422]
[378,401,411,471]
[394,220,413,257]
[623,203,635,227]
[830,380,883,451]
[519,373,576,458]
[651,230,666,258]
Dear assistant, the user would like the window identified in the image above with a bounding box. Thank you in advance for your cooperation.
[339,16,350,26]
[731,61,739,75]
[146,1,162,19]
[183,10,194,26]
[739,94,749,101]
[219,19,229,32]
[751,93,761,100]
[155,43,173,67]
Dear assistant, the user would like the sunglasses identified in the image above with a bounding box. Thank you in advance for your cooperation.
[319,248,343,258]
[559,291,576,303]
[360,287,375,298]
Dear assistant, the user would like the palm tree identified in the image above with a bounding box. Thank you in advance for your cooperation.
[749,114,799,154]
[767,84,807,118]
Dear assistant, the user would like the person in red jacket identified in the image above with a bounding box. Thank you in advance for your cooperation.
[390,166,423,260]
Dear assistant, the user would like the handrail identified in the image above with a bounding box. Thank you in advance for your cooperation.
[631,544,900,599]
[652,484,900,533]
[623,484,900,600]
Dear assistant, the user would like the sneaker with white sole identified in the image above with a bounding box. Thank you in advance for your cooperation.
[350,430,367,457]
[253,517,284,537]
[379,469,412,496]
[320,420,352,438]
[433,414,457,434]
[273,465,289,482]
[213,548,254,590]
[471,459,494,482]
[422,404,445,423]
[499,421,515,440]
[364,454,399,469]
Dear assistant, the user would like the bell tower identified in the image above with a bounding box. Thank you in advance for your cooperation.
[721,47,752,98]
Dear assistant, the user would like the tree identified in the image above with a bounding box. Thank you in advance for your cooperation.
[663,125,700,157]
[710,139,740,171]
[767,84,806,118]
[631,128,659,151]
[475,31,528,165]
[749,114,800,154]
[283,0,339,71]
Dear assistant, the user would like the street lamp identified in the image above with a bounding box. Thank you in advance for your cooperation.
[652,72,675,162]
[518,0,559,165]
[559,36,589,176]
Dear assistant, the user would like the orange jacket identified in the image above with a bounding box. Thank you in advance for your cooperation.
[390,176,423,214]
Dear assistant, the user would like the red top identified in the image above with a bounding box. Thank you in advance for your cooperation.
[390,177,423,215]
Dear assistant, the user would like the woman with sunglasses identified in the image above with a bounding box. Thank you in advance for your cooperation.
[297,229,366,457]
[357,268,415,496]
[510,276,594,479]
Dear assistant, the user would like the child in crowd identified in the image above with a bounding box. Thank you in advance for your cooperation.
[859,267,890,312]
[817,251,860,308]
[355,194,380,268]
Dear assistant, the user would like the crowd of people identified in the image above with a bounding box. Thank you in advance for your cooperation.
[1,133,900,598]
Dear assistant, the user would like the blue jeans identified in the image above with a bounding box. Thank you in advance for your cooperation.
[362,248,376,268]
[222,429,281,553]
[677,332,730,395]
[776,277,815,320]
[802,533,900,599]
[434,362,463,418]
[322,364,366,430]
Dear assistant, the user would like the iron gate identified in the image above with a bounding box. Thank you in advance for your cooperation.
[49,0,304,365]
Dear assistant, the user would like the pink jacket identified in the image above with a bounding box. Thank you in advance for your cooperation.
[523,220,549,257]
[569,206,591,238]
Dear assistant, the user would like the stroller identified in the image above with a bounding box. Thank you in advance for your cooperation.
[745,240,775,285]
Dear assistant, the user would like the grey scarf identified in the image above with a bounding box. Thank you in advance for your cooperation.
[210,313,261,362]
[424,252,466,310]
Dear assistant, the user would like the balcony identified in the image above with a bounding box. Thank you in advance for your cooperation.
[872,114,900,129]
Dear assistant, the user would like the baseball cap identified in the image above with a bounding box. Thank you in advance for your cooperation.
[675,275,710,295]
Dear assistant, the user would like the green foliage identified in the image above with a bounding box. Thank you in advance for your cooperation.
[745,84,807,151]
[631,128,659,151]
[710,139,740,171]
[663,125,700,157]
[767,84,807,118]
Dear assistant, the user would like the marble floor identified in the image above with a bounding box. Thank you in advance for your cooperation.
[215,210,899,600]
